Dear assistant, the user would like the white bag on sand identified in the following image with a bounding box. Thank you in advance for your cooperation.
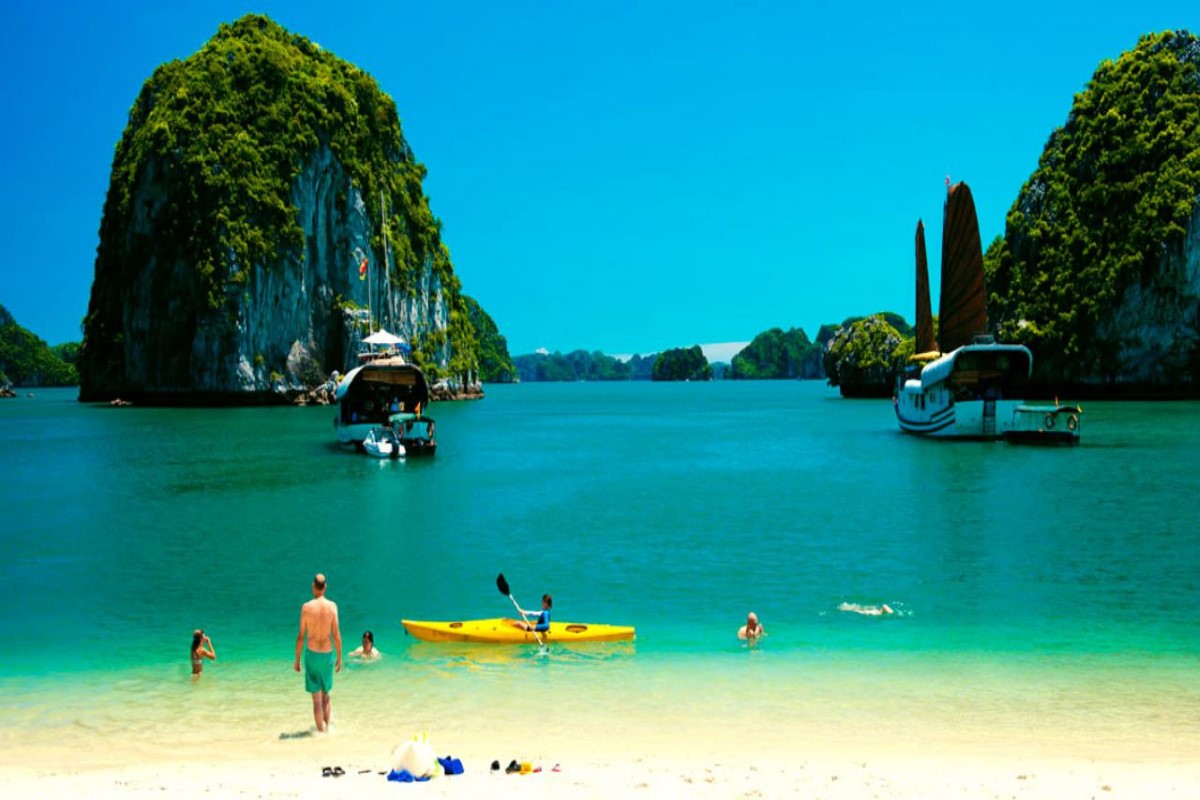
[391,733,437,778]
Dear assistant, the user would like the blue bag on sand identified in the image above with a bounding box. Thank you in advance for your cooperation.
[437,756,465,775]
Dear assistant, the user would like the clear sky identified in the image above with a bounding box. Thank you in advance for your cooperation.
[0,2,1194,356]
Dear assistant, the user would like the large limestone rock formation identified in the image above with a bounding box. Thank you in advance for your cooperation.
[79,15,478,403]
[984,30,1200,396]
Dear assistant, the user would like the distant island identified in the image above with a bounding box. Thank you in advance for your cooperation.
[0,305,78,390]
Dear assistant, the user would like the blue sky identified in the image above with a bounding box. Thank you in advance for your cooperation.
[0,2,1195,357]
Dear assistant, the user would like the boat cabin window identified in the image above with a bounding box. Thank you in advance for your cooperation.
[949,350,1031,397]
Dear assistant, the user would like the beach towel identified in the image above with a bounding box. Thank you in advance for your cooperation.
[386,769,430,783]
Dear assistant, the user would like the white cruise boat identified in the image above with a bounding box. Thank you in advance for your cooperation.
[893,183,1081,443]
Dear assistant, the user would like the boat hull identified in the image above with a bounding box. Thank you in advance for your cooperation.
[401,618,635,644]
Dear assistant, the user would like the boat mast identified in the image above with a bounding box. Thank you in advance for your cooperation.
[366,213,374,335]
[381,188,392,332]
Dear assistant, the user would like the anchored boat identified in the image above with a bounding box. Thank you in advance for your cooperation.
[334,355,437,455]
[893,182,1081,443]
[401,618,636,644]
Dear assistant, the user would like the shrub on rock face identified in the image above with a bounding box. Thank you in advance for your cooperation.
[823,314,907,397]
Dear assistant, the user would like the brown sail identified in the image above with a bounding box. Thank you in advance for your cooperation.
[937,182,987,352]
[914,220,936,355]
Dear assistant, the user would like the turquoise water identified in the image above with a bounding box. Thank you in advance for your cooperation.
[1,383,1198,762]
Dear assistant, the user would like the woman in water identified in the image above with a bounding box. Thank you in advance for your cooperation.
[349,630,381,660]
[737,611,766,643]
[190,629,216,675]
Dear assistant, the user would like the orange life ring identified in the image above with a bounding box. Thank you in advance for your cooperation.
[1067,414,1078,431]
[1044,413,1056,430]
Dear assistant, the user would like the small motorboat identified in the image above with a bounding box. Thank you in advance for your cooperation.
[362,427,405,459]
[401,618,635,644]
[390,412,437,456]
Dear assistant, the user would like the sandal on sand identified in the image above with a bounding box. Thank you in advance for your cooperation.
[322,766,333,777]
[332,766,345,777]
[505,760,520,774]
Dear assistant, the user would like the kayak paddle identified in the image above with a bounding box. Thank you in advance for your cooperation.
[496,572,545,648]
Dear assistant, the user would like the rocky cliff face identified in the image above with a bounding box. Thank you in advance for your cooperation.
[1093,203,1200,388]
[78,15,473,404]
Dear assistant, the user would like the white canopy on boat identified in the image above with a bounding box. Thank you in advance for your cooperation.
[363,329,406,345]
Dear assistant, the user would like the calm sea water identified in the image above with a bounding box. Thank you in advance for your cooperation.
[1,383,1197,762]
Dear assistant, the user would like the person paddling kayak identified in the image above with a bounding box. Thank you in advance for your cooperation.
[513,594,552,632]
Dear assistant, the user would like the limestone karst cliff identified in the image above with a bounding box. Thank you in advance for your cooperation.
[79,15,481,403]
[984,30,1200,395]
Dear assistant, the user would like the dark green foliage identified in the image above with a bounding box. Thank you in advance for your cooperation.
[822,314,908,397]
[729,327,822,379]
[651,345,712,382]
[513,350,633,382]
[0,305,78,387]
[984,30,1200,386]
[52,341,82,365]
[463,296,515,382]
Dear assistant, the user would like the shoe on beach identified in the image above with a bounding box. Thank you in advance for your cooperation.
[552,764,562,772]
[332,766,345,777]
[322,766,333,777]
[491,760,501,772]
[505,760,520,774]
[520,762,532,775]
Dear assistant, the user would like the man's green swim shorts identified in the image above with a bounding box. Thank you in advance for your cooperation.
[304,648,334,693]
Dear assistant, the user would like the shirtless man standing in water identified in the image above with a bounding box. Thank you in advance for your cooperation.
[294,573,342,732]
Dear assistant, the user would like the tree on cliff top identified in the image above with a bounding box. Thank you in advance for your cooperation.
[984,30,1200,386]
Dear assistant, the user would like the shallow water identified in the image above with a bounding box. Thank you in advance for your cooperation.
[1,384,1197,763]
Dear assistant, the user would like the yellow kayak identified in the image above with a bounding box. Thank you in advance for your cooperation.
[401,618,635,644]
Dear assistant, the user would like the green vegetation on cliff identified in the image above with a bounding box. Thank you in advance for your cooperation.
[0,305,78,387]
[464,296,515,382]
[984,30,1200,385]
[652,346,712,382]
[729,327,821,379]
[822,314,910,397]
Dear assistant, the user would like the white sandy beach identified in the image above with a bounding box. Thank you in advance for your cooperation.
[5,750,1197,799]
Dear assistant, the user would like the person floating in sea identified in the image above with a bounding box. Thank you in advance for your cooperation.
[294,573,342,732]
[349,630,381,660]
[737,612,766,643]
[513,594,552,633]
[838,602,894,616]
[190,629,216,675]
